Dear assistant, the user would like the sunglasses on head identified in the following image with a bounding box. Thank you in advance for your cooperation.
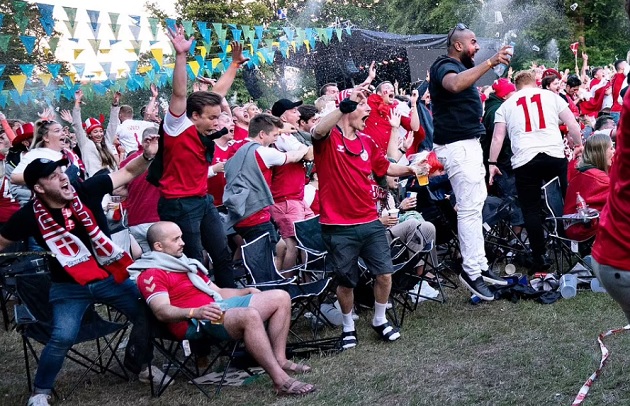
[446,23,468,47]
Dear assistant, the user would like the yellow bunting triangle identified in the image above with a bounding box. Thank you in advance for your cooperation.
[66,74,75,85]
[197,45,207,59]
[304,40,310,53]
[256,51,265,65]
[150,48,163,67]
[74,48,84,59]
[117,68,126,77]
[188,60,200,77]
[164,63,175,70]
[9,74,27,95]
[99,49,110,54]
[38,73,52,86]
[138,66,152,74]
[211,58,221,69]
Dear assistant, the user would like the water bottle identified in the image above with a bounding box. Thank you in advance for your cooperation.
[493,42,515,77]
[576,192,588,219]
[470,294,482,305]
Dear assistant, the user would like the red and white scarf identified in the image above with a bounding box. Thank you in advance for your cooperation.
[33,190,132,285]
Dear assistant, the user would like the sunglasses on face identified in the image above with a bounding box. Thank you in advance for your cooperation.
[446,23,468,47]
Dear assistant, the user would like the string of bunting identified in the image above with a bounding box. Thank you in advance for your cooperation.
[0,1,353,108]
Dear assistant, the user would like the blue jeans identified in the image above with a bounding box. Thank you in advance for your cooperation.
[158,195,235,288]
[34,277,151,395]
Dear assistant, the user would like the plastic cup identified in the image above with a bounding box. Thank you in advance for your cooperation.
[416,173,429,186]
[590,278,607,293]
[211,302,225,325]
[389,208,400,218]
[111,195,122,210]
[504,263,516,275]
[406,191,417,199]
[559,274,578,298]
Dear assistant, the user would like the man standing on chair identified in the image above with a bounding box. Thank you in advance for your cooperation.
[311,83,422,349]
[429,23,512,301]
[131,221,316,396]
[488,70,582,273]
[0,146,160,406]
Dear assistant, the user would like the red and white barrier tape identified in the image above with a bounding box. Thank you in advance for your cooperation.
[572,324,630,405]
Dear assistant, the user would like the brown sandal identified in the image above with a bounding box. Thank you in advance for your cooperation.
[275,378,316,396]
[281,360,312,374]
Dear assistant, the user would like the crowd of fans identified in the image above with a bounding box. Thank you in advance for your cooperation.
[0,20,629,405]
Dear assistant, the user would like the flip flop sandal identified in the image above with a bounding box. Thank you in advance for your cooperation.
[372,322,401,342]
[341,330,358,349]
[282,361,312,374]
[275,378,317,396]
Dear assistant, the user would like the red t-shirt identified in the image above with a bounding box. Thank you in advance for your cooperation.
[120,149,160,226]
[271,134,307,202]
[0,176,20,223]
[138,269,215,340]
[233,125,248,141]
[313,127,390,225]
[230,141,287,228]
[206,143,230,207]
[363,94,412,155]
[160,110,209,199]
[563,167,610,241]
[593,90,630,269]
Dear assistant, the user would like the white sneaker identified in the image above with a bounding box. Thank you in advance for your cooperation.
[27,394,50,406]
[139,366,173,386]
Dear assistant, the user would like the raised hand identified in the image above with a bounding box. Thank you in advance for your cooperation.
[113,91,121,106]
[38,107,56,121]
[368,61,376,81]
[230,41,250,67]
[167,25,193,55]
[350,83,370,103]
[410,89,419,105]
[59,109,73,123]
[74,89,83,104]
[150,83,158,98]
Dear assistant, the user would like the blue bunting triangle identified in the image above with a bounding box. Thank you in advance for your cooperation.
[73,63,85,78]
[0,65,5,77]
[19,35,36,55]
[200,28,212,44]
[231,29,242,42]
[165,18,177,33]
[36,3,55,36]
[127,60,138,75]
[189,39,197,56]
[254,25,264,40]
[101,62,112,74]
[150,59,161,73]
[0,91,7,109]
[283,27,294,42]
[47,64,61,77]
[19,64,34,77]
[129,15,141,27]
[0,14,4,29]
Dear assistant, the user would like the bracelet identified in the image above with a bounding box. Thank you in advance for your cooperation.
[231,62,240,69]
[142,153,155,162]
[339,98,358,114]
[486,60,492,68]
[487,161,498,165]
[398,148,407,154]
[188,308,195,319]
[208,166,216,177]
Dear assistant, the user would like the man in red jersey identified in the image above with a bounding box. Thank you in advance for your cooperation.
[590,0,630,327]
[610,59,628,125]
[223,114,308,248]
[206,113,234,208]
[157,26,247,288]
[232,106,250,141]
[311,83,422,349]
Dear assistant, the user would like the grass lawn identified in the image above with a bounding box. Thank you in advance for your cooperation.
[1,283,629,406]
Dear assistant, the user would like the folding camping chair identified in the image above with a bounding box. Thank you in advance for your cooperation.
[14,272,129,399]
[294,215,330,279]
[241,233,333,339]
[541,176,596,275]
[482,196,530,272]
[145,303,250,398]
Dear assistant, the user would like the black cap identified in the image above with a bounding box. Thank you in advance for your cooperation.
[271,99,303,117]
[24,158,69,189]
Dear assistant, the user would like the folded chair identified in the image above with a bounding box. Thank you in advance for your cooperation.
[541,177,595,275]
[14,272,129,399]
[241,233,334,340]
[482,196,530,272]
[0,252,51,331]
[145,303,250,398]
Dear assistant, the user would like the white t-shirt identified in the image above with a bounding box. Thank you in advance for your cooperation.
[116,119,155,153]
[13,148,63,175]
[495,87,568,169]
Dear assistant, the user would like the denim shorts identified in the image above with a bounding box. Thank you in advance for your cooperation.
[184,294,253,341]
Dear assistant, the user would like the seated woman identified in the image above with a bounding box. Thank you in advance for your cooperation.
[563,132,614,241]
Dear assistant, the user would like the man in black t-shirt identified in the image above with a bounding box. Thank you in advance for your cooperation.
[429,24,512,301]
[0,145,162,406]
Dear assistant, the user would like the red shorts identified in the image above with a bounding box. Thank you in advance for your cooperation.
[269,200,314,238]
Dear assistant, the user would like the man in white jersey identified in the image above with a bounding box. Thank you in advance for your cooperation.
[488,70,582,273]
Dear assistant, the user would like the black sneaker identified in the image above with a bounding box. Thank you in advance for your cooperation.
[459,272,494,301]
[481,269,508,286]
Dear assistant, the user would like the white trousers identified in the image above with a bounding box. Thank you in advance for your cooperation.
[434,139,488,279]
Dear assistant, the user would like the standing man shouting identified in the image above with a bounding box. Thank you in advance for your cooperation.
[157,26,247,288]
[429,23,512,301]
[312,84,423,349]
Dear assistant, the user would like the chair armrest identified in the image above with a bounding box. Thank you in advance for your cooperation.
[296,245,327,257]
[14,303,36,325]
[246,276,297,288]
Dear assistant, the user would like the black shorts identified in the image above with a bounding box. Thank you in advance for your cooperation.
[322,220,393,288]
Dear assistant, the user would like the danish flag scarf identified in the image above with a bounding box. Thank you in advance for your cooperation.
[33,190,132,285]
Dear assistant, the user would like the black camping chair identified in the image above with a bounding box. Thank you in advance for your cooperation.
[294,215,330,279]
[0,252,51,331]
[145,303,251,398]
[241,233,333,339]
[14,272,129,399]
[541,176,595,275]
